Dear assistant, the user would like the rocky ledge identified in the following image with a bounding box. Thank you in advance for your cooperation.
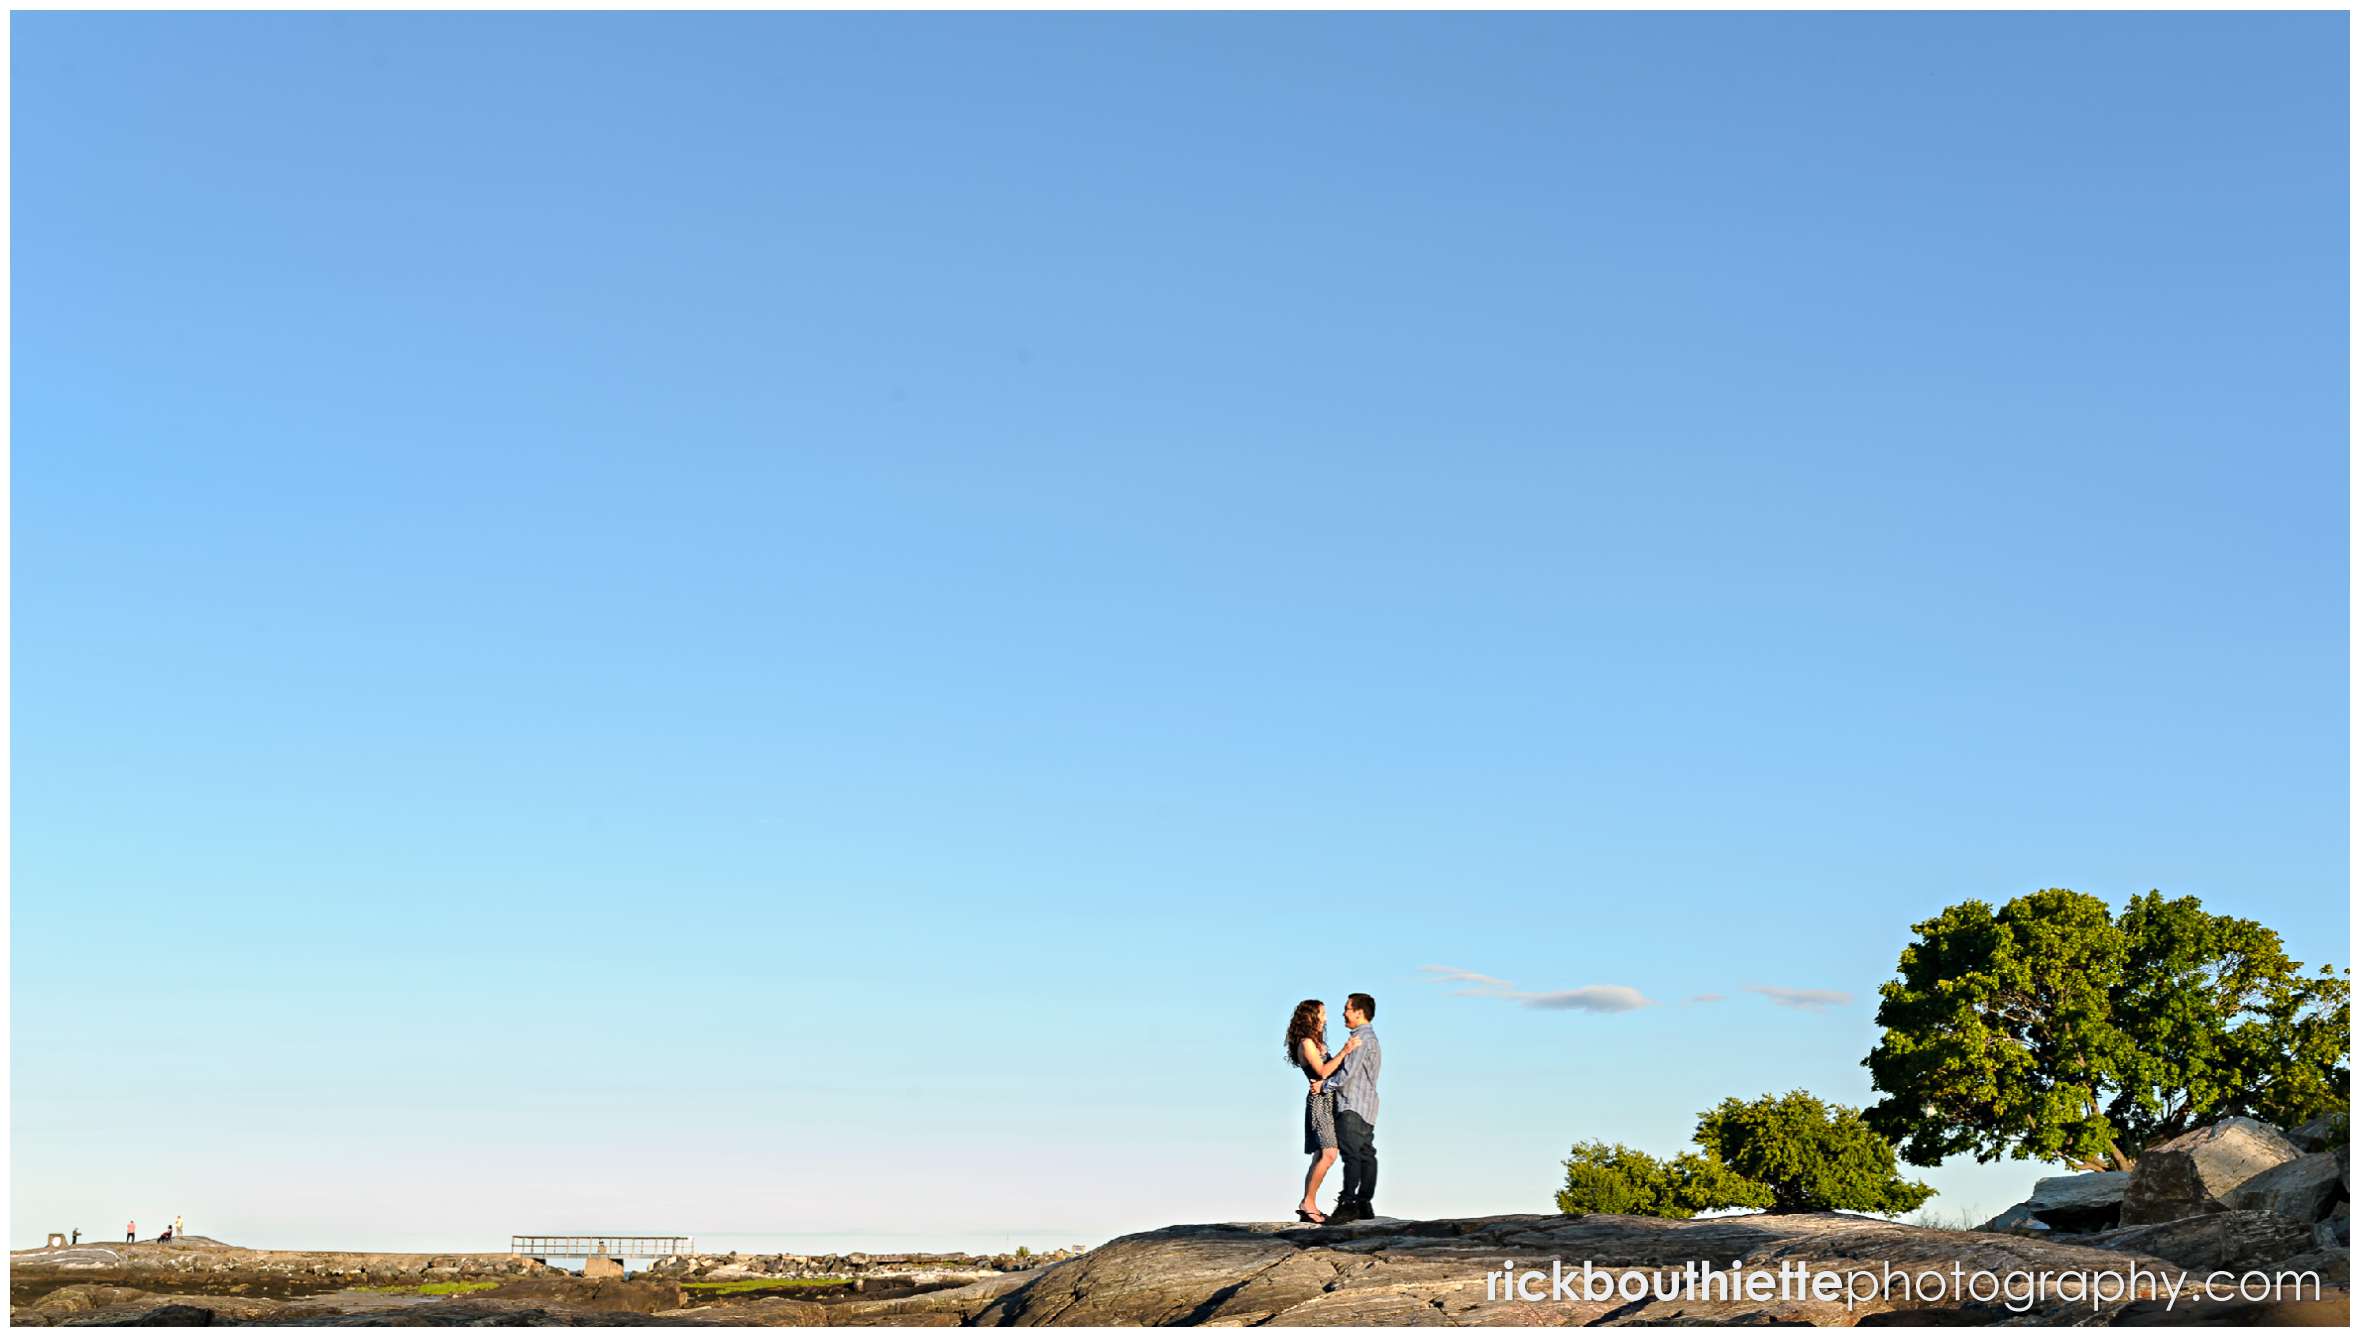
[1978,1115,2351,1280]
[823,1211,2348,1327]
[12,1213,2350,1326]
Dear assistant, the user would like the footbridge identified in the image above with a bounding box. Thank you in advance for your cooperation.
[510,1235,694,1260]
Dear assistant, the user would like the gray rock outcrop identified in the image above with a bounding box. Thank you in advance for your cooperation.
[2024,1171,2131,1232]
[2226,1152,2344,1223]
[16,1213,2353,1326]
[2316,1203,2351,1251]
[2288,1114,2350,1154]
[837,1213,2304,1326]
[2121,1118,2304,1226]
[2083,1210,2322,1275]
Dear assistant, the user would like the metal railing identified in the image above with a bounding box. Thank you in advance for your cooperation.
[510,1235,694,1258]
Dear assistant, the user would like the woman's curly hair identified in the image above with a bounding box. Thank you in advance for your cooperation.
[1283,999,1326,1074]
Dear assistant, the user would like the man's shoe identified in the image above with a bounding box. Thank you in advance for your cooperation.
[1325,1200,1366,1225]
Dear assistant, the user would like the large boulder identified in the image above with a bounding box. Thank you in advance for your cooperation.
[2227,1153,2345,1223]
[2085,1210,2320,1274]
[2288,1114,2350,1153]
[2023,1171,2130,1232]
[2121,1118,2304,1225]
[2318,1203,2352,1250]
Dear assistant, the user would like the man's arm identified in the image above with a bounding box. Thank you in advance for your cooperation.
[1320,1040,1355,1093]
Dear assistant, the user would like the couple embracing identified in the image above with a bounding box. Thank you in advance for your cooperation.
[1283,992,1380,1224]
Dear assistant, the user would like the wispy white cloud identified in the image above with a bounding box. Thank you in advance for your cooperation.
[1523,986,1654,1014]
[1746,984,1853,1012]
[1418,965,1519,998]
[1420,971,1847,1015]
[1419,966,1656,1013]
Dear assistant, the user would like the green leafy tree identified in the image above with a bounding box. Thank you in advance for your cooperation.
[2113,892,2351,1141]
[1668,1149,1777,1214]
[1865,889,2349,1173]
[1695,1091,1935,1214]
[1557,1141,1680,1217]
[1555,1142,1770,1218]
[1557,1092,1923,1217]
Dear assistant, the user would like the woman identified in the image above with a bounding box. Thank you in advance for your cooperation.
[1283,998,1362,1223]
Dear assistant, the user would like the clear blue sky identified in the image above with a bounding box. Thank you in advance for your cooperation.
[11,12,2348,1251]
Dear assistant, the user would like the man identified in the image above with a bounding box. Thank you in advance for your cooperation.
[126,1220,136,1243]
[1317,992,1382,1222]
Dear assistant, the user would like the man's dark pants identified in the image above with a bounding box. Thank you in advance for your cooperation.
[1337,1111,1378,1210]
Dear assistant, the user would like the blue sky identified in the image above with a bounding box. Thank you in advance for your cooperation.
[10,12,2348,1251]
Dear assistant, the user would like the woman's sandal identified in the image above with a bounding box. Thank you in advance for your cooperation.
[1295,1207,1327,1224]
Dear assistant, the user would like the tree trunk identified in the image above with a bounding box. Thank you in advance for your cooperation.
[2062,1147,2137,1173]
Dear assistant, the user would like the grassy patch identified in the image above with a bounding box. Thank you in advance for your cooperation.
[355,1281,503,1296]
[680,1278,851,1295]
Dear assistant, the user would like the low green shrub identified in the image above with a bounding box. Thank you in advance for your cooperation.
[1557,1090,1933,1217]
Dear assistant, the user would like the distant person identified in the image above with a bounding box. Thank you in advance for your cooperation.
[175,1215,185,1239]
[160,1226,174,1244]
[1283,999,1361,1223]
[1312,993,1381,1223]
[71,1229,80,1245]
[127,1220,136,1243]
